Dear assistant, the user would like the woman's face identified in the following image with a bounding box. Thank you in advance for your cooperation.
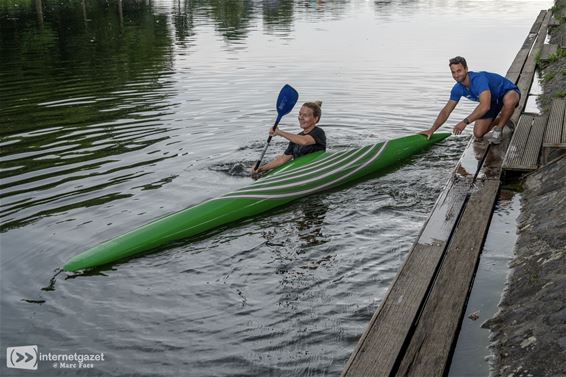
[298,106,318,130]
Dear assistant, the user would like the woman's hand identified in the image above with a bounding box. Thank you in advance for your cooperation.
[250,165,262,179]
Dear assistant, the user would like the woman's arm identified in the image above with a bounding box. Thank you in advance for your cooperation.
[251,154,293,176]
[272,129,315,146]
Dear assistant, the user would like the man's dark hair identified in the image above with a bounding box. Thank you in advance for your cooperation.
[449,56,468,69]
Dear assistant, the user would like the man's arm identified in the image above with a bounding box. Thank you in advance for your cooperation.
[452,90,491,135]
[419,99,458,139]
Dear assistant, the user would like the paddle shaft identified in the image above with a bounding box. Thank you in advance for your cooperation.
[254,117,282,170]
[253,84,298,172]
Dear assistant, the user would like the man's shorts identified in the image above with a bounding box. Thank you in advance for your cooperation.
[480,88,521,120]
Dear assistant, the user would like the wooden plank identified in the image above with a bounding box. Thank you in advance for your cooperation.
[540,44,558,61]
[530,9,548,33]
[512,11,552,118]
[502,12,550,173]
[544,98,566,146]
[518,114,548,170]
[506,10,546,83]
[341,140,489,377]
[502,115,535,170]
[478,127,513,180]
[394,180,500,377]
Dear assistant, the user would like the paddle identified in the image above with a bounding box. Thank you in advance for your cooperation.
[253,84,299,172]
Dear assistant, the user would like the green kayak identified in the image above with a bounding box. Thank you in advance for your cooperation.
[64,133,449,272]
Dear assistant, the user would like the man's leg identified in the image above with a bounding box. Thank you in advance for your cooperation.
[494,90,520,129]
[473,118,494,139]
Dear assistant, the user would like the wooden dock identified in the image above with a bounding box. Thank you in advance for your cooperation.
[341,9,559,377]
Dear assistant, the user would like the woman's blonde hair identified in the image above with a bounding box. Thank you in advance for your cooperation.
[302,101,322,122]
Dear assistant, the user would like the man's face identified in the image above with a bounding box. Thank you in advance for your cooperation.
[450,63,468,83]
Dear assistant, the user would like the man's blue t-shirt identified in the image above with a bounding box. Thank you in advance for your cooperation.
[450,71,519,103]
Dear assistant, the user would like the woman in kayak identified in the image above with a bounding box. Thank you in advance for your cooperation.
[251,101,326,176]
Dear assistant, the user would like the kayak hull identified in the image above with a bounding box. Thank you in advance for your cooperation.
[64,133,449,271]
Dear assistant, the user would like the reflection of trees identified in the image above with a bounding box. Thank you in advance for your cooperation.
[2,0,360,56]
[172,0,195,46]
[169,0,350,44]
[171,0,256,43]
[262,0,294,36]
[207,0,254,41]
[0,0,173,135]
[180,0,255,42]
[0,1,176,230]
[297,0,350,20]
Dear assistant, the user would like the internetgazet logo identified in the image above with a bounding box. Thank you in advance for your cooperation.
[6,345,39,370]
[6,346,105,370]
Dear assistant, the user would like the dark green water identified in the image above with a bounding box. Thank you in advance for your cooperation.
[0,0,552,376]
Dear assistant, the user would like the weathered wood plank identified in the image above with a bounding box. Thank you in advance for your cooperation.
[544,99,566,146]
[502,115,535,170]
[511,10,552,122]
[506,10,547,83]
[341,140,489,377]
[394,180,500,377]
[478,127,513,180]
[517,115,548,170]
[502,12,551,173]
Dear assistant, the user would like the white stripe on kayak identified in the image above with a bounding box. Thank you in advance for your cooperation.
[246,147,371,189]
[223,141,389,200]
[233,143,379,193]
[257,148,353,183]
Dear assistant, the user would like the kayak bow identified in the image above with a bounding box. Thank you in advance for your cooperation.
[64,133,449,271]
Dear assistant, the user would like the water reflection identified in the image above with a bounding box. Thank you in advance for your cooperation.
[168,0,354,43]
[0,0,177,231]
[293,195,329,247]
[263,0,294,35]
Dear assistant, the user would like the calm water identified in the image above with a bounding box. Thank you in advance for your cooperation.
[0,0,552,376]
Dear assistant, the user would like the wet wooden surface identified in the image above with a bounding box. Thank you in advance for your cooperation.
[395,179,500,377]
[502,10,552,174]
[502,115,536,171]
[506,10,546,84]
[508,10,551,124]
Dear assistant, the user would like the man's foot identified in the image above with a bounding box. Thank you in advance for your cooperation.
[486,127,502,144]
